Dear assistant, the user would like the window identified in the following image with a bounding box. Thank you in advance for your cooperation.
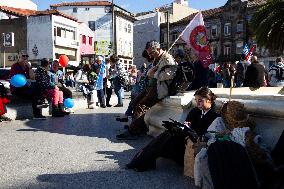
[82,35,86,44]
[224,23,231,36]
[119,19,122,31]
[85,8,90,11]
[88,21,96,31]
[128,24,131,33]
[224,45,231,57]
[89,37,93,46]
[73,7,77,13]
[57,27,62,37]
[54,26,56,36]
[236,41,243,54]
[211,25,217,38]
[171,33,178,41]
[237,21,243,33]
[124,23,128,32]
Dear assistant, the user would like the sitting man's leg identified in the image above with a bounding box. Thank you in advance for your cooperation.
[116,86,159,140]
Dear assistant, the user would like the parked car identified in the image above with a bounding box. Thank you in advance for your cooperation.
[0,68,11,89]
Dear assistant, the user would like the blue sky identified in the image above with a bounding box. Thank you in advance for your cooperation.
[34,0,227,13]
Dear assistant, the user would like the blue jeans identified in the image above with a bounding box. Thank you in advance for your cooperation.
[114,87,124,105]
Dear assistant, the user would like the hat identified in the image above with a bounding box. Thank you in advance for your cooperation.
[221,101,255,130]
[148,40,160,51]
[175,49,185,59]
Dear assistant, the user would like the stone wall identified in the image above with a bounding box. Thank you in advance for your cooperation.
[145,87,284,150]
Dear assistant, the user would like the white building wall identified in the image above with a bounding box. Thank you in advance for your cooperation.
[55,6,112,56]
[27,15,53,61]
[27,15,79,61]
[116,16,133,58]
[133,12,161,67]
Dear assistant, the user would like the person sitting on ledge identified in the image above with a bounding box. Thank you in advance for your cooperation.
[9,50,47,120]
[35,58,66,117]
[125,87,219,171]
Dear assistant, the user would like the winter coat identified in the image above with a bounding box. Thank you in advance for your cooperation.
[153,52,177,99]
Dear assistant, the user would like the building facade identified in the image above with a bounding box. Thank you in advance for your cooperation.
[50,1,135,69]
[27,12,79,63]
[0,6,80,67]
[79,22,95,65]
[0,17,27,67]
[133,0,197,68]
[160,0,276,66]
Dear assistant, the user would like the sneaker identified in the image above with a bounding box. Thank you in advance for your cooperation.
[100,105,106,108]
[33,115,47,120]
[116,131,138,140]
[114,104,123,107]
[36,103,49,108]
[106,104,112,107]
[0,116,12,122]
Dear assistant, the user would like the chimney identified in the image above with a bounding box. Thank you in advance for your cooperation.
[174,0,188,6]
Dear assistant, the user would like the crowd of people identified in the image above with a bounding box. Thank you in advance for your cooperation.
[209,55,284,88]
[0,42,283,188]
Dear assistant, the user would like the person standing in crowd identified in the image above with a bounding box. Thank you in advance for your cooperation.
[9,50,46,119]
[268,57,284,87]
[104,58,113,107]
[116,40,176,140]
[109,54,127,107]
[49,60,72,99]
[94,56,106,108]
[243,56,266,88]
[235,61,245,87]
[221,62,231,88]
[190,53,209,90]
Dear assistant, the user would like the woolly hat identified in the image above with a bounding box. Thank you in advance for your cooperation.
[221,101,255,130]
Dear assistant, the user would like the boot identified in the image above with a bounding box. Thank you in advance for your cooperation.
[52,105,65,117]
[59,103,70,115]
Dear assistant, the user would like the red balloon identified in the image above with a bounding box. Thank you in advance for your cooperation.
[58,55,69,67]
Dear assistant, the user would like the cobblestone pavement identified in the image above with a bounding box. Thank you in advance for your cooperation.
[0,96,196,189]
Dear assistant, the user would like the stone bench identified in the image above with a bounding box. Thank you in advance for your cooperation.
[144,87,284,150]
[5,90,89,120]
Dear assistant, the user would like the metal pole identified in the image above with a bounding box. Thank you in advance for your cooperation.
[3,49,5,68]
[166,11,170,51]
[111,0,115,54]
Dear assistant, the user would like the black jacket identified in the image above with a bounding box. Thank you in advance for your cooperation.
[185,107,219,136]
[243,62,265,88]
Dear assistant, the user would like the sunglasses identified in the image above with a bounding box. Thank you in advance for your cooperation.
[22,55,29,58]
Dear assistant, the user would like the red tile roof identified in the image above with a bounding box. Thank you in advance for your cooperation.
[0,6,77,21]
[0,6,36,16]
[32,10,78,21]
[50,1,112,8]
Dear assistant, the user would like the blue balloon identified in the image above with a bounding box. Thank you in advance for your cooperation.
[64,98,74,108]
[10,74,27,87]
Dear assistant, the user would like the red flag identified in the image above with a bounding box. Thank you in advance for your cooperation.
[245,45,256,62]
[181,12,212,68]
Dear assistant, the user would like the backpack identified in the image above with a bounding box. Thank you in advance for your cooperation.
[207,140,259,189]
[167,63,194,96]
